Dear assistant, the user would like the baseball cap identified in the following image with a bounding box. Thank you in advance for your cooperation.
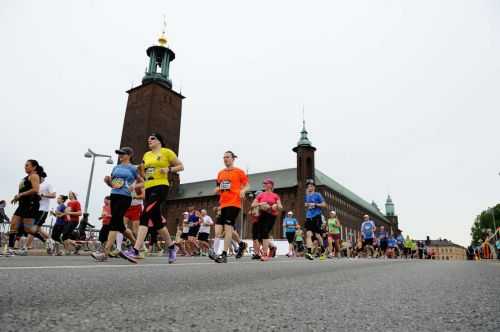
[115,147,134,156]
[263,178,274,186]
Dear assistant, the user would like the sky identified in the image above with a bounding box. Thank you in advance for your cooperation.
[1,0,499,246]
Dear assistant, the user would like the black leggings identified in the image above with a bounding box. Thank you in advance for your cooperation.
[252,212,276,241]
[52,224,64,243]
[140,185,168,230]
[109,194,132,233]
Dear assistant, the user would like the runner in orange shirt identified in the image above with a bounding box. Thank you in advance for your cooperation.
[213,151,249,263]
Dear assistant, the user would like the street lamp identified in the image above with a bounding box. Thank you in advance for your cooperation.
[83,148,113,219]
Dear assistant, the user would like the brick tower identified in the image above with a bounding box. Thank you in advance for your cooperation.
[120,29,184,195]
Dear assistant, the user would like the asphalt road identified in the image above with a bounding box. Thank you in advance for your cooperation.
[1,256,499,332]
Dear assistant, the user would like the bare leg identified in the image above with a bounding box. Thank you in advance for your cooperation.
[223,225,233,252]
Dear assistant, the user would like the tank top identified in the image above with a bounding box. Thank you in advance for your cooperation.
[18,175,40,206]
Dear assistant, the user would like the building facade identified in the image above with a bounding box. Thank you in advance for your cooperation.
[120,32,400,240]
[424,239,466,260]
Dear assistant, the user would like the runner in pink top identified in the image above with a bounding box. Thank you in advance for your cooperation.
[250,178,283,261]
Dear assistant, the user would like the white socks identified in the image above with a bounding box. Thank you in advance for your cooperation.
[116,233,124,250]
[214,238,223,255]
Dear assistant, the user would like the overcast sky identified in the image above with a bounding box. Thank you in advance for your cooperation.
[1,1,499,246]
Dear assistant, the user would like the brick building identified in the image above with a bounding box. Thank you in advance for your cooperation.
[422,239,466,260]
[120,31,400,240]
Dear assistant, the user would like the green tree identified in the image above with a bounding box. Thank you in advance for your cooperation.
[470,204,500,245]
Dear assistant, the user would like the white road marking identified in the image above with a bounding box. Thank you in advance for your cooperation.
[0,258,314,271]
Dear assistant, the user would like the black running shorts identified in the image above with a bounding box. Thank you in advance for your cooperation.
[216,206,240,227]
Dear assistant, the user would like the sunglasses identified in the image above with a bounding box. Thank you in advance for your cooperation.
[148,136,158,141]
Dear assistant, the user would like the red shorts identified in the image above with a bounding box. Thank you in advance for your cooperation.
[327,233,341,241]
[124,204,142,221]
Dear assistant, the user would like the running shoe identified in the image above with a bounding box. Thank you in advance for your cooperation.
[18,248,28,256]
[305,252,314,260]
[215,254,228,263]
[167,247,176,264]
[251,254,261,260]
[119,249,138,264]
[91,251,107,262]
[6,249,15,257]
[208,248,217,261]
[260,255,271,262]
[235,242,247,259]
[73,244,82,255]
[319,254,327,261]
[109,249,120,258]
[269,246,277,258]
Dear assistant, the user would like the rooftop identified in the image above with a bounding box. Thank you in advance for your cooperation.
[170,167,389,222]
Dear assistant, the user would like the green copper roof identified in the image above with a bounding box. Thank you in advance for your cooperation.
[297,120,313,147]
[170,167,389,222]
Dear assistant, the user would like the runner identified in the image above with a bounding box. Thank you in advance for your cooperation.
[198,209,213,256]
[91,147,142,262]
[377,225,388,258]
[61,191,83,254]
[283,211,298,257]
[295,225,305,257]
[386,235,397,258]
[124,184,144,238]
[50,194,68,256]
[97,196,112,250]
[179,212,190,256]
[26,171,55,251]
[303,180,327,260]
[7,160,43,257]
[395,232,405,258]
[250,178,282,261]
[360,214,376,257]
[122,133,184,263]
[326,211,341,258]
[187,207,201,255]
[213,151,249,263]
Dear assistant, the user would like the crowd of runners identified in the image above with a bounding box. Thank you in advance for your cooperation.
[1,133,430,262]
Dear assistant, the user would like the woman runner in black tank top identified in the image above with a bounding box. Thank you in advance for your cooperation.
[7,159,43,256]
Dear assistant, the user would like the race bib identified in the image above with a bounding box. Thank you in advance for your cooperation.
[145,167,155,180]
[111,177,125,189]
[220,180,231,191]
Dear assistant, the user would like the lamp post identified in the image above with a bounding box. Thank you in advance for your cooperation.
[83,149,113,219]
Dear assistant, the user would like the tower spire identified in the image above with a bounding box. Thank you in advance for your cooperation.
[297,109,313,147]
[158,15,168,46]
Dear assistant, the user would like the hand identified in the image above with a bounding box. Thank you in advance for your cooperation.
[11,195,20,204]
[160,167,169,174]
[260,202,271,210]
[128,184,135,193]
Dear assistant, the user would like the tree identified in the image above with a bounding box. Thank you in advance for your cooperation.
[470,204,500,246]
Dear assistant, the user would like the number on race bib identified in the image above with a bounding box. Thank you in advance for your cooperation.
[220,180,231,191]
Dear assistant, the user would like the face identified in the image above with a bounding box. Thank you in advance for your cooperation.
[363,215,369,221]
[118,153,130,163]
[201,209,207,216]
[69,192,76,200]
[330,212,336,218]
[24,161,35,174]
[263,182,273,191]
[57,196,63,204]
[148,136,161,149]
[306,184,315,193]
[223,153,234,167]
